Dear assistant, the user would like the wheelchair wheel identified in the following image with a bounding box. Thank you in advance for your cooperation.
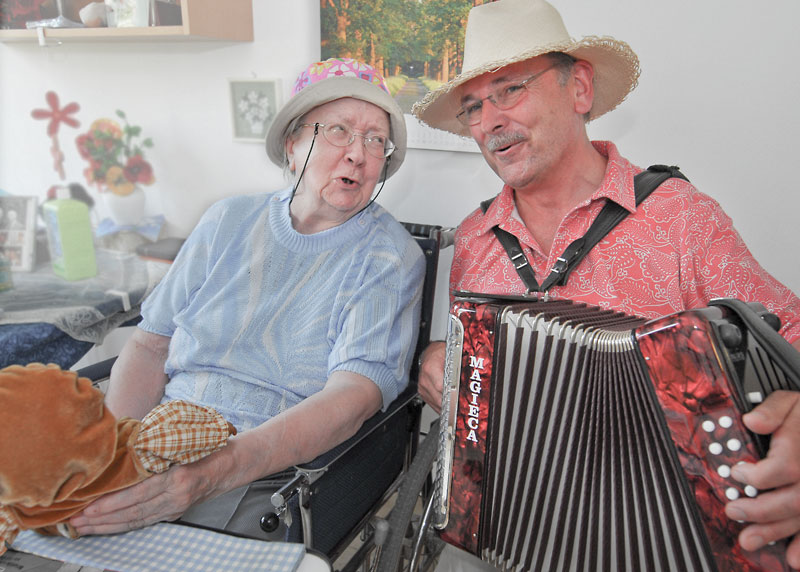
[376,419,444,572]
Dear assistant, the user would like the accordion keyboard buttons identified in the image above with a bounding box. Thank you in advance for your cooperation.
[702,414,761,503]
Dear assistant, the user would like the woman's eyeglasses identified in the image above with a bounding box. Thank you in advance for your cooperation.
[455,65,556,126]
[300,123,395,158]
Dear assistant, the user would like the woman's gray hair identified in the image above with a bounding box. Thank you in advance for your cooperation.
[280,115,308,178]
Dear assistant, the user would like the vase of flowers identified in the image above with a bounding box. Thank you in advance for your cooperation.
[76,110,154,226]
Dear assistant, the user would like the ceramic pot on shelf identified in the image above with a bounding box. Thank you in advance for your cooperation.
[104,186,146,226]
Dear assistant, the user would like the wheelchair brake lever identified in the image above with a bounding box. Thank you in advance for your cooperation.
[271,473,309,508]
[260,473,310,534]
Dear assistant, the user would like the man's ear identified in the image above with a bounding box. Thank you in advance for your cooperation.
[572,60,595,116]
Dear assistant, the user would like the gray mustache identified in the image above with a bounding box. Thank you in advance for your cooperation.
[485,132,526,152]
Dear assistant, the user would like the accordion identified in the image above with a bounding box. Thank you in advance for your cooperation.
[435,294,800,572]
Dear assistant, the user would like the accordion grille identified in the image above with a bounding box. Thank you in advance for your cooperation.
[479,309,715,571]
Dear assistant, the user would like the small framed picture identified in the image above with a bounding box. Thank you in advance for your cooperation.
[229,79,281,142]
[0,195,38,271]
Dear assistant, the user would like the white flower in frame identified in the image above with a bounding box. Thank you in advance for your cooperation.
[229,79,281,142]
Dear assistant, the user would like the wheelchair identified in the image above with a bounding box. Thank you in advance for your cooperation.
[77,222,452,572]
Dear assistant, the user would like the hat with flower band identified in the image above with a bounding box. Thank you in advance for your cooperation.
[266,58,407,180]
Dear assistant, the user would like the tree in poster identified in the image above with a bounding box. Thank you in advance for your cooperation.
[322,0,379,64]
[418,0,472,83]
[321,0,476,82]
[379,0,422,75]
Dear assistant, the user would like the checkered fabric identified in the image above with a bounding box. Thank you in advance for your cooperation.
[134,400,237,474]
[11,523,308,572]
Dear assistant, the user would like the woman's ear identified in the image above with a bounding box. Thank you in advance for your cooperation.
[285,137,296,173]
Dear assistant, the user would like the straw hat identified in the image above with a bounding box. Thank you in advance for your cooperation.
[413,0,640,137]
[266,58,407,180]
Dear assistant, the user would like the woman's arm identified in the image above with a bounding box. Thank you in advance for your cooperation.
[104,328,171,420]
[70,370,381,535]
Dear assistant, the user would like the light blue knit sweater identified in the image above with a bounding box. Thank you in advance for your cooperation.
[140,188,425,431]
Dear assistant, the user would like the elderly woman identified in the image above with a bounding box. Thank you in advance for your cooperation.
[69,58,425,539]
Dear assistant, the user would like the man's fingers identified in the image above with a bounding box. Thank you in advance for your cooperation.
[418,341,446,413]
[743,390,800,435]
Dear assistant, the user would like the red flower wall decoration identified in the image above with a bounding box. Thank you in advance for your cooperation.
[31,91,81,181]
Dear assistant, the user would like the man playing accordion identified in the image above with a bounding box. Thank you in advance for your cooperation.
[412,0,800,569]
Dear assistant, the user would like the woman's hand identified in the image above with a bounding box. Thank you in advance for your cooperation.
[70,463,205,535]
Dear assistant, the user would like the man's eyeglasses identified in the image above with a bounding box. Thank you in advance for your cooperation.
[455,65,557,126]
[300,123,395,159]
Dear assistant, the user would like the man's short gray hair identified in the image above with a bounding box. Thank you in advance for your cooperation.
[546,52,590,122]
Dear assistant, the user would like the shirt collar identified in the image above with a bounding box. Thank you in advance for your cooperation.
[587,140,638,213]
[477,140,639,236]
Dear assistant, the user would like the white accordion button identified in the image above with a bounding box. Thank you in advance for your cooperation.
[745,485,758,498]
[726,439,742,451]
[709,442,723,455]
[717,465,731,478]
[726,487,740,500]
[748,391,764,404]
[719,416,733,428]
[702,420,716,432]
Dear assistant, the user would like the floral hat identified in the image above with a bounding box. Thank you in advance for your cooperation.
[266,58,407,180]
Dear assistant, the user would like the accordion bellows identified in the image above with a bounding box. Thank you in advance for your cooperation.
[0,363,236,554]
[436,295,797,572]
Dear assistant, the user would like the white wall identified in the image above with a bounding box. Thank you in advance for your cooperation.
[2,0,799,346]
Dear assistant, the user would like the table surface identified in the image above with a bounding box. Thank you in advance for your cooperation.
[0,249,169,368]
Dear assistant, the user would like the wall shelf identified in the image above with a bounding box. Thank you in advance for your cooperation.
[0,0,253,43]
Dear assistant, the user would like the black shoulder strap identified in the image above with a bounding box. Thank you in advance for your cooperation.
[480,196,542,289]
[483,164,688,293]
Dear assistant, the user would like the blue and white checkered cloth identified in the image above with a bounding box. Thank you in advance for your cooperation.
[10,523,308,572]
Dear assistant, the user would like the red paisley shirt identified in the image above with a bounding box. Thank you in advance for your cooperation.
[450,141,800,343]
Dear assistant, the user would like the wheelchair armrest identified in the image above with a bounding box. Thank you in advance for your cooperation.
[295,385,420,472]
[76,356,117,384]
[279,384,423,555]
[75,355,420,470]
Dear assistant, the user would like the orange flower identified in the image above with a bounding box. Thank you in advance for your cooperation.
[89,118,123,139]
[105,166,136,196]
